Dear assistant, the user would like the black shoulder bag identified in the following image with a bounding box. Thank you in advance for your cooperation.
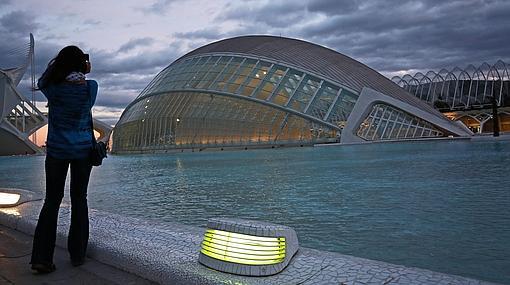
[89,114,107,166]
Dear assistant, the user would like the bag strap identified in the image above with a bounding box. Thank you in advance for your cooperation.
[90,109,97,144]
[88,81,97,144]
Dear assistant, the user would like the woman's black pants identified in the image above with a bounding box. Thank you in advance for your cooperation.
[31,155,92,265]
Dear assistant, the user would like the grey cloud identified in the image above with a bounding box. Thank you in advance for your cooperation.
[0,13,45,70]
[93,88,139,109]
[173,28,224,41]
[307,0,360,15]
[0,10,38,36]
[40,33,68,41]
[303,0,510,72]
[307,0,447,17]
[98,73,154,92]
[217,1,306,28]
[0,0,11,7]
[216,0,510,73]
[302,1,498,35]
[118,37,155,53]
[172,25,273,43]
[140,0,179,15]
[0,11,40,69]
[83,19,101,26]
[91,106,125,125]
[172,26,285,57]
[123,22,143,28]
[91,43,182,76]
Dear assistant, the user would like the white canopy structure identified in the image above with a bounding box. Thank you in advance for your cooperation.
[0,34,47,155]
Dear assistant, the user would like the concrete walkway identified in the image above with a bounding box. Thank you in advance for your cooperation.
[0,224,155,285]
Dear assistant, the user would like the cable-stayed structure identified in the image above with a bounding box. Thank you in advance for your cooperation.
[0,34,47,155]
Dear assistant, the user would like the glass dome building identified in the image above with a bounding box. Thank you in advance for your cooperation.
[112,36,472,153]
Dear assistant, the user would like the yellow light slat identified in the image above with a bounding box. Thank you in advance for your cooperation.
[202,240,285,256]
[203,235,285,250]
[204,232,285,247]
[206,229,284,243]
[200,228,288,265]
[202,244,285,261]
[201,249,285,265]
[204,233,283,247]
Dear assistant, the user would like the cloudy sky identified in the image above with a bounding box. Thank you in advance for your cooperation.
[1,0,509,125]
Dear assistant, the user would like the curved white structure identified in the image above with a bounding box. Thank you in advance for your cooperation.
[1,34,47,155]
[112,36,472,153]
[392,61,510,133]
[391,60,509,111]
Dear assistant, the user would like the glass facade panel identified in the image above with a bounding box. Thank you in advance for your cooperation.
[253,66,286,100]
[239,62,272,97]
[306,84,338,119]
[113,92,340,151]
[326,89,358,129]
[211,57,243,90]
[115,54,365,152]
[187,56,218,88]
[288,77,320,112]
[224,59,256,93]
[133,54,359,126]
[195,56,225,89]
[270,71,303,106]
[357,103,443,141]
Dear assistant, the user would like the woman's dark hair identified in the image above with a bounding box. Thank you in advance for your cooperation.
[38,46,88,88]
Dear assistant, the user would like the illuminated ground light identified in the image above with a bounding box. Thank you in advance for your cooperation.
[0,192,21,207]
[198,218,299,276]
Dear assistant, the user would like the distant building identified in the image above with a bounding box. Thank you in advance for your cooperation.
[112,35,473,153]
[391,61,510,133]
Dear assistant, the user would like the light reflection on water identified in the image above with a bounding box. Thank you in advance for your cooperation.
[1,140,509,284]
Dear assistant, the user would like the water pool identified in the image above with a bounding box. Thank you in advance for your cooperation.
[1,140,509,284]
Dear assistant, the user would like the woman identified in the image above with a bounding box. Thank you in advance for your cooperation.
[30,46,98,273]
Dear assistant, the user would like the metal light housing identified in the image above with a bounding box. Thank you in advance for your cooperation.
[198,218,299,276]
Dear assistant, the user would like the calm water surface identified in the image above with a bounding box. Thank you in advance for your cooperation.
[1,140,509,284]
